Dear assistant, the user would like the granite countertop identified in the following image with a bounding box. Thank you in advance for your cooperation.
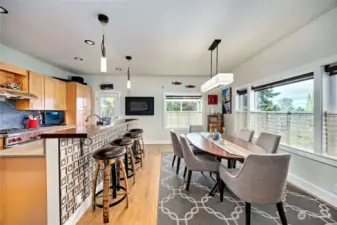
[41,119,137,139]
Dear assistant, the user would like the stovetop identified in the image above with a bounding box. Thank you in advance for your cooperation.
[0,128,39,134]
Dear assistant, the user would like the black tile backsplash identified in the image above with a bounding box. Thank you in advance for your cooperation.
[0,100,36,129]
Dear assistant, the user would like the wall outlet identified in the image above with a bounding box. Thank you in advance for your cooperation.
[76,195,82,205]
[334,184,337,194]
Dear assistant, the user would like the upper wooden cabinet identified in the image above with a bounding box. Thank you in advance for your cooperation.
[0,61,28,93]
[66,82,92,126]
[16,72,45,110]
[44,76,66,110]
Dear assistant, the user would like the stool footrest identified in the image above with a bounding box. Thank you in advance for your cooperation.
[94,185,127,208]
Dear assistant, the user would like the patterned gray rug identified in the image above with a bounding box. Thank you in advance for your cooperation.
[157,153,337,225]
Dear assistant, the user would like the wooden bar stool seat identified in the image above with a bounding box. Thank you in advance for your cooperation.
[124,132,144,167]
[92,146,129,224]
[110,137,136,184]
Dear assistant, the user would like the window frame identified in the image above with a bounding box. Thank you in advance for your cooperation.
[234,56,337,166]
[163,92,204,130]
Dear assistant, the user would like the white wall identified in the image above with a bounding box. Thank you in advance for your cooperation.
[0,44,76,79]
[222,8,337,205]
[85,75,217,143]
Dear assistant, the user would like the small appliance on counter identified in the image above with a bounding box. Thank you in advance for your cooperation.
[43,111,65,126]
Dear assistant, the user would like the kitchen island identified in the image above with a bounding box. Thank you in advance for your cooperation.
[0,119,137,225]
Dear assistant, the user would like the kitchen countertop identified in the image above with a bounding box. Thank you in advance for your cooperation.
[41,119,137,139]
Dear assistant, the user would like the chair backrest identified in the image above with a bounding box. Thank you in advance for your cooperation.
[179,134,199,169]
[256,132,281,153]
[237,128,254,142]
[231,153,291,204]
[170,130,183,158]
[189,125,204,133]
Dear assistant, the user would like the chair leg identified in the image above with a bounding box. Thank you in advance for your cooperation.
[220,180,224,202]
[186,170,192,191]
[276,202,288,225]
[172,155,176,167]
[120,158,129,208]
[128,146,136,184]
[103,162,111,223]
[183,167,187,178]
[245,202,251,225]
[141,136,145,158]
[176,158,181,175]
[91,163,100,211]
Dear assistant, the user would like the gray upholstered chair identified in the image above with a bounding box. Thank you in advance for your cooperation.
[189,125,204,133]
[256,132,281,153]
[180,134,220,191]
[219,153,291,225]
[237,128,254,142]
[170,130,184,175]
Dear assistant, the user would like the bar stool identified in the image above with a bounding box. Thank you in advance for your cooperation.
[91,146,129,224]
[129,128,145,157]
[110,137,136,184]
[124,132,143,167]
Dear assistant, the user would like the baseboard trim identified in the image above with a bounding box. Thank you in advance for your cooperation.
[144,140,171,145]
[287,173,337,207]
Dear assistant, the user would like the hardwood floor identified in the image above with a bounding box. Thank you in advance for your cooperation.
[77,144,172,225]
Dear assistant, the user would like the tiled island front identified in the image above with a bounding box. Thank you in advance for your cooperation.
[41,119,136,225]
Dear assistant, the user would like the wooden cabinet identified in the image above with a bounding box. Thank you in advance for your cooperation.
[66,82,92,126]
[44,76,66,110]
[207,114,223,133]
[16,72,45,110]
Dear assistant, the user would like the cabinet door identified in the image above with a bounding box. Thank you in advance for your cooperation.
[83,85,92,111]
[56,80,66,110]
[29,72,45,110]
[44,76,57,110]
[76,84,84,111]
[76,111,85,126]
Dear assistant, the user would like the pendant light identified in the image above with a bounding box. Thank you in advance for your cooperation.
[126,56,132,89]
[98,14,109,73]
[201,39,234,92]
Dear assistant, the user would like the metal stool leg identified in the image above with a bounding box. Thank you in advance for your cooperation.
[92,163,100,211]
[103,160,111,223]
[119,158,129,208]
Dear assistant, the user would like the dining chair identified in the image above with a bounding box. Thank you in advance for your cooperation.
[219,153,291,225]
[170,130,184,175]
[180,134,220,191]
[237,128,254,142]
[189,125,205,133]
[256,132,281,153]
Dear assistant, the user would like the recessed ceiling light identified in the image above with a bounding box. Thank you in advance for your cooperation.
[0,6,8,14]
[74,57,83,61]
[84,40,95,45]
[116,67,122,71]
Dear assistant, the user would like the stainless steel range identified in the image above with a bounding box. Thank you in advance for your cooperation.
[0,128,43,149]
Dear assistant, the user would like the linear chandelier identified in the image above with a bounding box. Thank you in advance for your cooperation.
[201,39,234,92]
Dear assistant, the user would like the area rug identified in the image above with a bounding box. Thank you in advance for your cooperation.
[157,153,337,225]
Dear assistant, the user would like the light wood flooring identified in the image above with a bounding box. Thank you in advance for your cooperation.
[77,144,172,225]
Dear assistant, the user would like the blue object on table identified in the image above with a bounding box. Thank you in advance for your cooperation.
[213,132,220,140]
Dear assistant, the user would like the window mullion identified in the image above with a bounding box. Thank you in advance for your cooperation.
[314,66,324,155]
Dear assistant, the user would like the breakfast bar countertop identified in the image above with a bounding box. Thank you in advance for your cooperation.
[40,119,137,139]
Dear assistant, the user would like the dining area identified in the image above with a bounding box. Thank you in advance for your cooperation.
[162,126,290,225]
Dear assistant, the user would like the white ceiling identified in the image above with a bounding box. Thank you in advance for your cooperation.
[0,0,336,76]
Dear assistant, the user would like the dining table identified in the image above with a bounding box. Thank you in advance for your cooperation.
[186,132,267,196]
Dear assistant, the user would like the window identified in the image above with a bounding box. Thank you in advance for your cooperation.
[164,94,203,129]
[95,91,119,119]
[323,63,337,157]
[236,89,248,131]
[251,73,314,151]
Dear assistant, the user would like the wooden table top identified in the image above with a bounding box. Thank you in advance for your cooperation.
[186,133,266,160]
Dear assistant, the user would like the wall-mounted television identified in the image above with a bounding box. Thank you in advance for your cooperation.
[125,97,154,116]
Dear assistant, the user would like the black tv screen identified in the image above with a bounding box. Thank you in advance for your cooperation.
[125,97,154,116]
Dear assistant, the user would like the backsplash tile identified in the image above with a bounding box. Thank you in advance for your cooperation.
[0,100,35,129]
